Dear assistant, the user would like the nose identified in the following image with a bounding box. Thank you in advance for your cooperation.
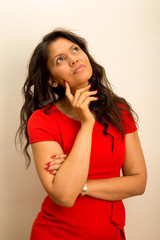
[69,55,78,66]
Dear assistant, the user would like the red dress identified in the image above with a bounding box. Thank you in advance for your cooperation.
[28,103,137,240]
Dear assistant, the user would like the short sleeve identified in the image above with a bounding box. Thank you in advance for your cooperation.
[27,110,57,144]
[122,109,137,134]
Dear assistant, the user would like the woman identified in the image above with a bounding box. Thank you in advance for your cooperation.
[16,28,147,239]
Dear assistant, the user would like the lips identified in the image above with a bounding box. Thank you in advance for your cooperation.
[74,64,85,74]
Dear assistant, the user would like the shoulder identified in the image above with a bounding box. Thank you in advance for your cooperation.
[118,103,138,134]
[27,103,59,144]
[28,108,48,125]
[28,103,57,126]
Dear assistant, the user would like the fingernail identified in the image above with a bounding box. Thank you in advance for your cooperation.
[45,162,51,165]
[63,80,66,85]
[51,155,56,158]
[88,83,92,86]
[96,97,99,99]
[49,170,54,173]
[94,90,98,92]
[44,166,50,169]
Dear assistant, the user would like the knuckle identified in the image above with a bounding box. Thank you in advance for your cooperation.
[56,159,62,163]
[54,160,60,165]
[49,166,54,170]
[54,164,60,169]
[80,105,85,110]
[76,103,80,108]
[75,88,81,93]
[84,92,88,96]
[72,102,76,107]
[56,159,61,163]
[52,170,57,175]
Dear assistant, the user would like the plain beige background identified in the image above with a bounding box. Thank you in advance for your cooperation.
[0,0,160,239]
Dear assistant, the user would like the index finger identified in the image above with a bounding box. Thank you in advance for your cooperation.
[64,81,73,102]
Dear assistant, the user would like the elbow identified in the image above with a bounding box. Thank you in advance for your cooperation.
[138,182,147,195]
[48,183,79,207]
[136,175,147,196]
[49,194,76,208]
[64,201,75,208]
[60,198,75,208]
[137,186,146,196]
[62,192,78,207]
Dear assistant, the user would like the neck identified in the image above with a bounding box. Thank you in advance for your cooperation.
[56,96,79,119]
[61,96,72,110]
[70,81,89,95]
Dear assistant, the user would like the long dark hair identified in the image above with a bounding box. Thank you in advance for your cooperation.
[16,28,138,168]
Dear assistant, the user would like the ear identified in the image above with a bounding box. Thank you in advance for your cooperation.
[48,78,58,88]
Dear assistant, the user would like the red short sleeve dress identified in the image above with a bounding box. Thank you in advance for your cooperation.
[28,103,137,240]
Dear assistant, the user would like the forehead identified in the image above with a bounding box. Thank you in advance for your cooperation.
[48,37,75,55]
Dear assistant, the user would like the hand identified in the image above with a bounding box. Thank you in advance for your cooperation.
[65,82,98,125]
[44,154,67,175]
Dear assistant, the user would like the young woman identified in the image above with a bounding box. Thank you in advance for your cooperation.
[16,28,147,239]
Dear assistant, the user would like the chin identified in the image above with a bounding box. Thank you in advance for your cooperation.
[79,70,92,82]
[71,79,88,89]
[77,77,90,86]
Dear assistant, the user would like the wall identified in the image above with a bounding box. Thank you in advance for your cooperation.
[0,0,159,239]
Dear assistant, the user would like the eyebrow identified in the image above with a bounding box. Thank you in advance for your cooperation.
[51,43,76,64]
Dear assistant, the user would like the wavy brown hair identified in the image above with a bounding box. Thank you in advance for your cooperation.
[16,28,138,168]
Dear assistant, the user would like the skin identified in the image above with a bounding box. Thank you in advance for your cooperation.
[31,37,147,207]
[47,37,94,120]
[47,38,93,91]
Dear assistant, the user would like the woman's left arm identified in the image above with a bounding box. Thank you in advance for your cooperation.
[85,131,147,201]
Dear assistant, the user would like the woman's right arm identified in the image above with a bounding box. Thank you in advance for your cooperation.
[31,83,98,207]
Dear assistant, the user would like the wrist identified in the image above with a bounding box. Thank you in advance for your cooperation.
[81,121,95,129]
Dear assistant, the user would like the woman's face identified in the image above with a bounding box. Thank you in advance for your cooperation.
[47,37,93,92]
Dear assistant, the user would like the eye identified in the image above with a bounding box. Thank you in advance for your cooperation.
[73,46,79,53]
[56,57,64,64]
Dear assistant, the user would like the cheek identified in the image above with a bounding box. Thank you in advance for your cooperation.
[83,55,92,69]
[50,65,62,76]
[51,67,71,83]
[85,58,93,75]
